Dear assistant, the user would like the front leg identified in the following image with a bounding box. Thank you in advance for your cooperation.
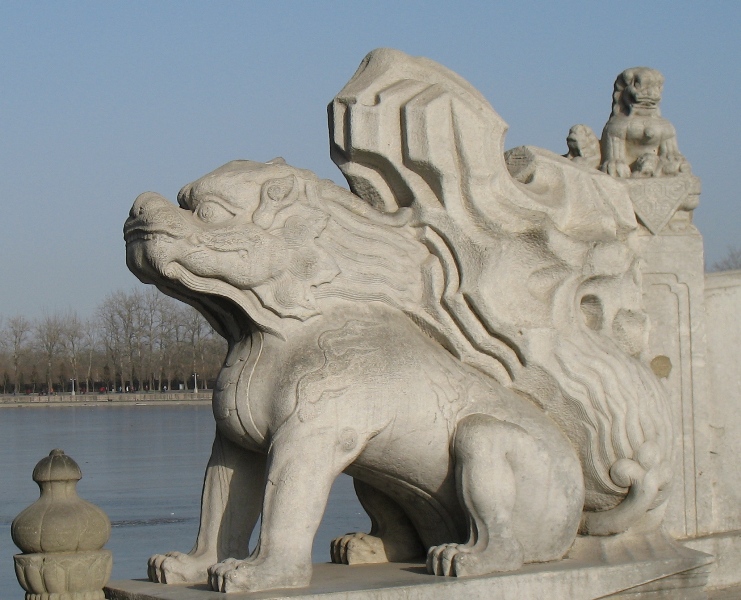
[209,420,360,593]
[148,431,266,584]
[600,129,632,178]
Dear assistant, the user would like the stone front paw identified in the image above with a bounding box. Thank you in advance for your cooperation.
[601,159,631,178]
[426,542,468,576]
[331,532,423,564]
[331,532,387,565]
[426,538,523,577]
[208,558,310,593]
[147,551,213,584]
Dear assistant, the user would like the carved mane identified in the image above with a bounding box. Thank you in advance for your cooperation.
[242,172,432,323]
[611,67,664,117]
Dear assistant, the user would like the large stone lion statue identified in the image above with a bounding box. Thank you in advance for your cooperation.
[600,67,690,178]
[124,49,673,593]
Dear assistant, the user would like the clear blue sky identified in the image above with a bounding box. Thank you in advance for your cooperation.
[1,1,738,319]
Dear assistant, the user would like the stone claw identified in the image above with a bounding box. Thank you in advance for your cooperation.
[601,159,632,178]
[426,537,524,577]
[147,551,213,584]
[207,557,310,593]
[331,532,387,565]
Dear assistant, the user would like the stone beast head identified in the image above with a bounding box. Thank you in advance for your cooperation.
[611,67,665,116]
[125,160,345,339]
[125,159,428,341]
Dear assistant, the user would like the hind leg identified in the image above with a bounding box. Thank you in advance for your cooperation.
[427,413,532,577]
[331,479,423,564]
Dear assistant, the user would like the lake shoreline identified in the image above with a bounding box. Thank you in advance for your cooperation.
[0,392,212,408]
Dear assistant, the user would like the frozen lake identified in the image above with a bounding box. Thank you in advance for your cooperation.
[0,404,368,595]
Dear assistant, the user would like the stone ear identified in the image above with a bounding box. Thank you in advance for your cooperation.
[255,175,299,229]
[262,175,297,205]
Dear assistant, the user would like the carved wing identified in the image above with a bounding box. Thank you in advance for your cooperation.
[329,49,673,531]
[330,48,543,384]
[330,48,637,384]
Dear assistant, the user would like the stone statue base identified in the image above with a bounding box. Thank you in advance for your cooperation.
[15,549,112,600]
[105,535,714,600]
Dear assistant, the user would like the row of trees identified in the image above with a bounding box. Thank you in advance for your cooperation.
[0,288,225,395]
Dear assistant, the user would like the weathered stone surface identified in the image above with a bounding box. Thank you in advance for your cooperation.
[701,271,741,534]
[685,530,741,592]
[639,228,710,539]
[124,49,682,594]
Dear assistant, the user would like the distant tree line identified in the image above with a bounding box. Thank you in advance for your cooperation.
[0,288,225,395]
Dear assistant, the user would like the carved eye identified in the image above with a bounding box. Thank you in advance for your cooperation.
[196,201,234,223]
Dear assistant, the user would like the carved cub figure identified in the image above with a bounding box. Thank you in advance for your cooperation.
[600,67,690,178]
[125,159,585,593]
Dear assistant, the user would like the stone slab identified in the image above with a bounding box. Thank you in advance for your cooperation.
[708,584,741,600]
[105,545,713,600]
[639,229,710,539]
[684,530,741,591]
[703,271,741,534]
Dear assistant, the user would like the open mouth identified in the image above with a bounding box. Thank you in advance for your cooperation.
[123,225,180,245]
[155,275,254,343]
[124,215,265,343]
[124,230,157,243]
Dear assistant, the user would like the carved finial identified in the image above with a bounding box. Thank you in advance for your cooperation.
[12,450,112,600]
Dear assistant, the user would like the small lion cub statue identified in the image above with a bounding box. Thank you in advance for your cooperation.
[599,67,690,178]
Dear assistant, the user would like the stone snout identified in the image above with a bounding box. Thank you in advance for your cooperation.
[125,190,292,294]
[12,449,112,600]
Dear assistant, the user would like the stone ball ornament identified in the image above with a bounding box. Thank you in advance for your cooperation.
[11,449,112,600]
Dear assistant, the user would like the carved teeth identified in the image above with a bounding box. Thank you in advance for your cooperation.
[124,230,156,243]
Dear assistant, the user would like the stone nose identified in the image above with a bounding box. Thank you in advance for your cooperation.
[129,192,172,220]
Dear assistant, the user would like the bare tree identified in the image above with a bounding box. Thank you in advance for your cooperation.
[60,310,85,394]
[152,295,179,391]
[2,315,32,394]
[98,291,137,391]
[3,287,225,395]
[182,306,206,390]
[140,288,169,391]
[82,319,102,393]
[35,313,64,393]
[709,246,741,273]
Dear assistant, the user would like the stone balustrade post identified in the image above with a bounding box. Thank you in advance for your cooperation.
[11,449,112,600]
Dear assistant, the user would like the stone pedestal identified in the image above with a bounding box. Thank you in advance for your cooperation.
[105,535,712,600]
